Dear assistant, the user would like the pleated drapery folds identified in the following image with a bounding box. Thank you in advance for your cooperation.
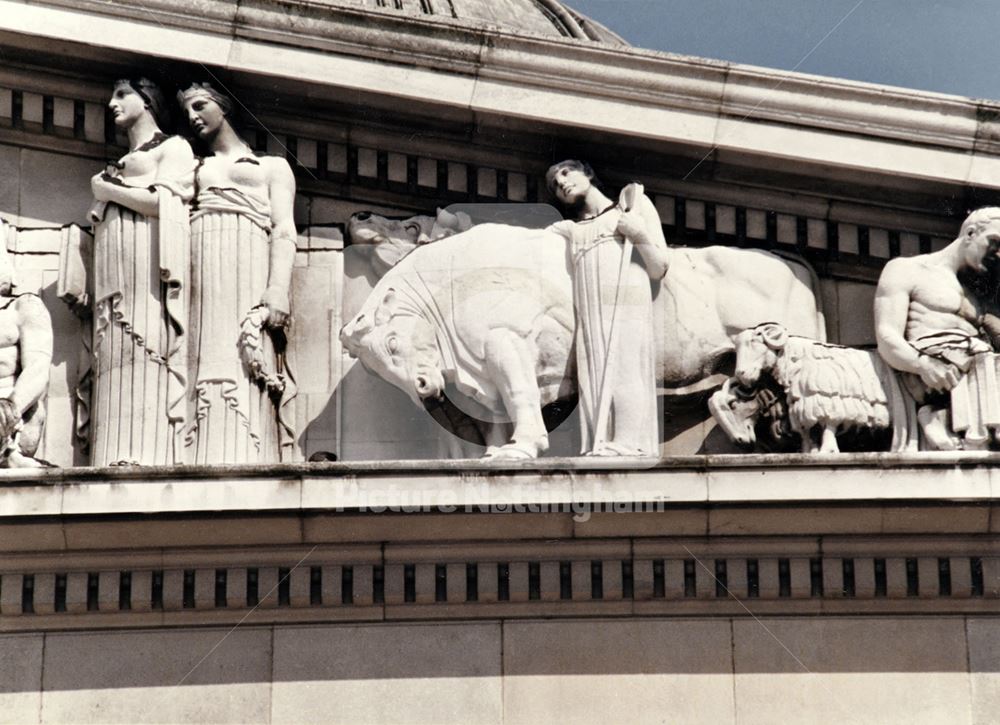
[949,352,1000,445]
[186,208,295,463]
[87,184,190,466]
[548,188,659,456]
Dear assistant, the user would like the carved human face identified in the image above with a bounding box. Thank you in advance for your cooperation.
[107,83,147,128]
[550,165,593,205]
[182,94,226,140]
[963,220,1000,273]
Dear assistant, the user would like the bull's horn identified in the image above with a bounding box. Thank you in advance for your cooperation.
[434,208,457,234]
[434,208,473,236]
[339,314,373,353]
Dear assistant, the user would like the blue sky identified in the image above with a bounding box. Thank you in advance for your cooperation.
[569,0,1000,100]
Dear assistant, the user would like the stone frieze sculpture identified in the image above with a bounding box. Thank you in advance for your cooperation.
[347,208,473,276]
[178,83,297,464]
[544,161,669,457]
[60,78,194,466]
[875,207,1000,450]
[710,322,917,453]
[0,221,53,467]
[712,208,1000,454]
[341,162,826,459]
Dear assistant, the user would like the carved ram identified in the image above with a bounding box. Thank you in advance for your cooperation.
[711,322,917,453]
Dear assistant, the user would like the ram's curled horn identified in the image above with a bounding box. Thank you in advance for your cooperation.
[760,322,788,351]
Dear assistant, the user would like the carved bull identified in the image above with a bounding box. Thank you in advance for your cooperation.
[340,211,826,458]
[346,209,472,276]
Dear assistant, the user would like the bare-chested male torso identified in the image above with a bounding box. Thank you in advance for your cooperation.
[901,259,981,345]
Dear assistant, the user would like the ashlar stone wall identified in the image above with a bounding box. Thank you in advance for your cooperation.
[0,616,996,724]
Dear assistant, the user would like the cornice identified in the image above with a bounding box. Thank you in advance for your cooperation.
[1,0,999,188]
[3,460,1000,628]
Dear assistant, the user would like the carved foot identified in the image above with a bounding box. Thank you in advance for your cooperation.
[483,444,537,460]
[483,429,549,460]
[586,442,654,457]
[917,406,959,451]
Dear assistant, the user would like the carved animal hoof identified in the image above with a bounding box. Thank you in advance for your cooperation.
[4,451,54,468]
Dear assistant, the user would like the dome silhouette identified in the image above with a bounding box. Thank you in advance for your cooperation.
[333,0,627,44]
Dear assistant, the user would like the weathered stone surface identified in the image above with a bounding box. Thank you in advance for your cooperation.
[18,150,92,228]
[40,628,272,723]
[837,280,877,346]
[0,145,19,222]
[733,617,971,725]
[968,618,1000,725]
[0,633,42,724]
[503,619,735,724]
[271,623,502,724]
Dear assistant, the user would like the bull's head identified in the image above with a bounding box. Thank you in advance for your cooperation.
[340,288,446,406]
[346,208,473,276]
[734,323,788,388]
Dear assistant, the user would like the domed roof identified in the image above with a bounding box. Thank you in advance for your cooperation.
[347,0,628,45]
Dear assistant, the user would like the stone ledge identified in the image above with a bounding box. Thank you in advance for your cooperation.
[0,453,998,519]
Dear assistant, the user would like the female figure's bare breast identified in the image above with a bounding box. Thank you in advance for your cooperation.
[197,153,268,193]
[116,146,160,187]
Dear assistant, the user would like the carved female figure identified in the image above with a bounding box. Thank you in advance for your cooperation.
[178,83,296,463]
[83,78,194,465]
[545,160,669,456]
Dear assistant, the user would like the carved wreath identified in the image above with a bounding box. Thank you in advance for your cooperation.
[238,305,287,394]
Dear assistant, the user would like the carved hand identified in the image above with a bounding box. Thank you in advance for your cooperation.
[90,172,111,202]
[982,313,1000,349]
[0,398,19,439]
[615,210,648,244]
[917,355,961,393]
[260,286,290,329]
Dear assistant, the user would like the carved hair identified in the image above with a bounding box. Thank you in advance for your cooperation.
[746,324,892,435]
[960,207,1000,240]
[544,159,601,198]
[115,78,169,131]
[177,82,233,117]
